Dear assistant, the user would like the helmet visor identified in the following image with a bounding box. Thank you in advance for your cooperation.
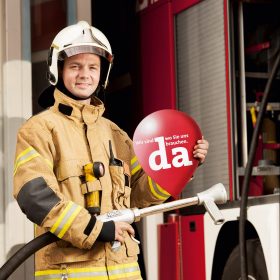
[58,45,113,63]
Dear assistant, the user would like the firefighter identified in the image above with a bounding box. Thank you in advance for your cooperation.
[13,21,209,280]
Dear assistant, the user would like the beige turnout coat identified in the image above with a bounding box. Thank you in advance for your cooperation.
[13,89,169,280]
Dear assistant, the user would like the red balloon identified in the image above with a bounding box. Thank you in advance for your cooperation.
[133,109,202,197]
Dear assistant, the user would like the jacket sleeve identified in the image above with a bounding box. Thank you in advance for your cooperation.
[13,122,109,250]
[109,121,170,209]
[126,138,171,208]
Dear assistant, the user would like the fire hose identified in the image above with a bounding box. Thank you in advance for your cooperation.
[0,183,227,280]
[239,48,280,279]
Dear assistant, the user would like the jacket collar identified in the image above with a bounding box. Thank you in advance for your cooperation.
[50,89,105,125]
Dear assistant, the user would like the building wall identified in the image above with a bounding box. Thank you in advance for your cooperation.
[0,0,5,271]
[0,1,33,279]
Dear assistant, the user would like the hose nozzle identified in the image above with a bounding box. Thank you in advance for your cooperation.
[197,183,227,224]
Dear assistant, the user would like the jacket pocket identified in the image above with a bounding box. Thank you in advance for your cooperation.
[55,160,86,205]
[109,160,131,209]
[106,234,140,264]
[46,241,105,264]
[125,235,140,257]
[55,160,84,181]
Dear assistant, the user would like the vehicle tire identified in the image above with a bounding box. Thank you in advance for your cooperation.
[221,238,268,280]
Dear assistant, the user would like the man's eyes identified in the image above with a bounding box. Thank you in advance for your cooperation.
[69,64,79,69]
[90,66,99,70]
[68,65,99,70]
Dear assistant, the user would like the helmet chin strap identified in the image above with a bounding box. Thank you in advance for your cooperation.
[56,79,98,101]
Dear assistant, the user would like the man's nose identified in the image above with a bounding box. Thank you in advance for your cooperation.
[79,67,90,77]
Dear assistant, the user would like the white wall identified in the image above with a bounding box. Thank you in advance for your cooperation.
[1,0,33,279]
[0,0,6,270]
[142,214,163,280]
[76,0,91,22]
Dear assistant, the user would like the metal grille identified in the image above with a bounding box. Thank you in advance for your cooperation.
[175,0,230,197]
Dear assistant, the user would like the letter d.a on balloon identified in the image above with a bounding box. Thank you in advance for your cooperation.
[133,109,202,197]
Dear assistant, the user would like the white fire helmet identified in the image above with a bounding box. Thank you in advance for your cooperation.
[47,21,113,89]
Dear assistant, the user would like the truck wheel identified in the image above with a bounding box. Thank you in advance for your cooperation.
[221,238,268,280]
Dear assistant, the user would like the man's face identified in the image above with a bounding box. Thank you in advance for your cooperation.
[62,53,101,101]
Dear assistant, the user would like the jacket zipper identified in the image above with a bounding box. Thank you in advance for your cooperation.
[84,124,93,161]
[61,264,68,279]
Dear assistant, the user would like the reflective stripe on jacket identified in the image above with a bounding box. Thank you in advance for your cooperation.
[13,89,169,279]
[35,262,141,279]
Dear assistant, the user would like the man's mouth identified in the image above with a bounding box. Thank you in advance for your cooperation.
[76,83,90,89]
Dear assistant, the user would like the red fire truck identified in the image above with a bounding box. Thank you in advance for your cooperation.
[136,0,280,279]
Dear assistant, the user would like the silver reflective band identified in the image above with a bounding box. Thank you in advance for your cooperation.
[108,265,140,276]
[51,203,80,236]
[59,45,113,62]
[131,159,139,171]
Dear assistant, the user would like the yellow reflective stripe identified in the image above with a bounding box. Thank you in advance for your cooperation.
[109,271,141,279]
[14,147,40,175]
[131,156,142,175]
[50,202,73,235]
[35,269,108,280]
[131,156,137,165]
[148,176,170,200]
[107,261,139,270]
[131,165,141,175]
[58,204,82,238]
[15,146,34,162]
[107,262,141,279]
[35,264,141,279]
[35,266,108,275]
[13,146,53,175]
[50,202,82,238]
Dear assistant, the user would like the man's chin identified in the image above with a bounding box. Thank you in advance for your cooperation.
[73,90,92,99]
